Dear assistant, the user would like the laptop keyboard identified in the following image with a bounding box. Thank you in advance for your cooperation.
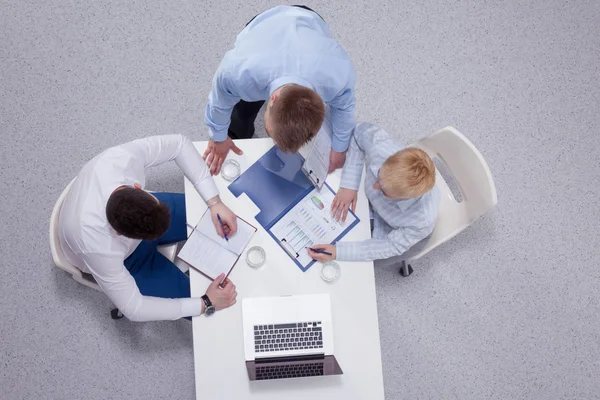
[253,322,323,353]
[255,362,324,380]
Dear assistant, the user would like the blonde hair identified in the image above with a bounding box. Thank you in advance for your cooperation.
[379,147,436,198]
[269,85,326,153]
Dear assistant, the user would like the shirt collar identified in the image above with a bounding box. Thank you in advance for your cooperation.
[395,196,420,212]
[268,76,315,96]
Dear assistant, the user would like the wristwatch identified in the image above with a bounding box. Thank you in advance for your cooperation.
[201,294,216,317]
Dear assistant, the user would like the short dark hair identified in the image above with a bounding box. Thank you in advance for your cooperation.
[106,188,171,240]
[270,85,326,153]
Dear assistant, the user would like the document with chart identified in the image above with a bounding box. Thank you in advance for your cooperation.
[271,187,357,268]
[228,146,360,272]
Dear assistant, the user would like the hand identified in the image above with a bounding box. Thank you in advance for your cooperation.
[209,200,238,238]
[328,149,346,173]
[204,273,237,311]
[307,244,336,262]
[331,188,358,222]
[202,138,243,175]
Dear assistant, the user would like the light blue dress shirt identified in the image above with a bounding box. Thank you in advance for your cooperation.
[336,123,441,262]
[204,5,356,152]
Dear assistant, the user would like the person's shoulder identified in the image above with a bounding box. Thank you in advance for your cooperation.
[418,186,441,224]
[354,121,378,133]
[354,122,392,142]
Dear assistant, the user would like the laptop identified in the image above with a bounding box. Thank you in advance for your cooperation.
[242,293,343,381]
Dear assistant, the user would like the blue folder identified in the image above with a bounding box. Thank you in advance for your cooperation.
[228,146,360,272]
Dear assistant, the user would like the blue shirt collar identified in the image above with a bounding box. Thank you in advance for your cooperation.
[395,196,420,212]
[268,76,315,96]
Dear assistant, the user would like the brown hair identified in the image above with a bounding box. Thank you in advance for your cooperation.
[269,85,326,152]
[106,188,171,240]
[380,148,436,198]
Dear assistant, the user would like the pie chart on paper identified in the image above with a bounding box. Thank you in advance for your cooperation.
[311,196,324,210]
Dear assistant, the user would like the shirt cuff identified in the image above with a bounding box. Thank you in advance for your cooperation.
[209,127,227,143]
[339,177,361,191]
[194,177,219,202]
[335,242,354,261]
[331,136,350,153]
[180,297,204,318]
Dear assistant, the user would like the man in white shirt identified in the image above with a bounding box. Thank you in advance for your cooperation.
[308,122,440,263]
[59,135,238,322]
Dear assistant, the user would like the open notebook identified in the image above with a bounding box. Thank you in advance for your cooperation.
[177,210,257,281]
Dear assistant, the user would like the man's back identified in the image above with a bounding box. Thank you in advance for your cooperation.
[59,145,141,273]
[220,5,354,103]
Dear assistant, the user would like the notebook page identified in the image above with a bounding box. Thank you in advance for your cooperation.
[195,211,255,256]
[177,229,238,280]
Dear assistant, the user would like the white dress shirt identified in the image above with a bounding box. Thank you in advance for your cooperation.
[336,123,441,261]
[58,135,218,322]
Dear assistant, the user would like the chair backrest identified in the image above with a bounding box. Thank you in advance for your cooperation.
[407,126,497,260]
[49,178,81,276]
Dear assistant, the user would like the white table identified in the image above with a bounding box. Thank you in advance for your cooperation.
[184,139,384,400]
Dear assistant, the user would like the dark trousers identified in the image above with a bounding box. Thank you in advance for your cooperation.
[228,5,322,140]
[124,193,192,320]
[228,99,266,140]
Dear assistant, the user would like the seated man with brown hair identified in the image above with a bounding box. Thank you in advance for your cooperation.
[59,135,238,322]
[308,122,441,263]
[202,5,355,175]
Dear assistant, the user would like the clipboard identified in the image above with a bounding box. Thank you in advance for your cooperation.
[177,210,257,281]
[228,146,359,272]
[300,118,333,189]
[302,168,323,189]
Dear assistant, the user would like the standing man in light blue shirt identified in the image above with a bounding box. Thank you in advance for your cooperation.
[202,5,356,176]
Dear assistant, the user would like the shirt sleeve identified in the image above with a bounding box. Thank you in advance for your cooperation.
[81,253,203,322]
[336,225,431,262]
[204,62,241,142]
[339,122,377,190]
[120,134,219,202]
[327,69,356,152]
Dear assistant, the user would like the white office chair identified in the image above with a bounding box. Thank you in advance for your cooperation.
[49,179,180,314]
[399,126,498,276]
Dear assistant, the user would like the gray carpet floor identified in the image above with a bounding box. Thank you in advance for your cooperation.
[1,1,599,399]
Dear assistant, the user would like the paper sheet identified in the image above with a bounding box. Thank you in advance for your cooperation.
[177,229,238,280]
[270,186,357,268]
[178,211,256,280]
[302,120,332,189]
[195,211,255,256]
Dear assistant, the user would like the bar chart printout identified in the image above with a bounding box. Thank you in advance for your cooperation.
[271,187,357,268]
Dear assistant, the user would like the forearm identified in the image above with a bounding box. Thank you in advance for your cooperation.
[336,238,406,262]
[339,135,365,190]
[122,296,204,322]
[330,109,355,153]
[174,137,219,201]
[205,69,240,142]
[204,103,231,142]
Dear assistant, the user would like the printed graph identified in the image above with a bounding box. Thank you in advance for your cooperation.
[282,221,314,252]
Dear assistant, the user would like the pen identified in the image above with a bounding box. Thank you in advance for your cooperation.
[217,214,229,242]
[218,277,227,289]
[309,247,333,256]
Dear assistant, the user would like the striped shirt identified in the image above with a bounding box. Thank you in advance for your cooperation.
[336,123,440,261]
